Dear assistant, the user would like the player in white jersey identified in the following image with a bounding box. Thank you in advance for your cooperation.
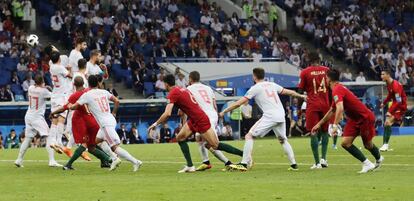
[220,68,306,171]
[68,38,87,73]
[87,50,109,78]
[70,75,142,172]
[187,71,234,171]
[48,50,74,157]
[14,75,62,167]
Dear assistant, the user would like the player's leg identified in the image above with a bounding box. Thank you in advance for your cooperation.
[176,122,196,172]
[56,115,73,157]
[195,134,211,171]
[381,113,395,151]
[332,135,338,149]
[319,127,329,168]
[273,122,298,170]
[361,116,383,169]
[201,128,243,157]
[63,121,88,169]
[15,122,34,167]
[64,143,87,170]
[88,144,112,168]
[49,118,62,153]
[34,118,62,167]
[307,110,321,168]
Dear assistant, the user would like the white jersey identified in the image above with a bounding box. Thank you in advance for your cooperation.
[187,83,217,120]
[73,71,88,88]
[77,89,116,127]
[68,49,83,72]
[50,63,72,96]
[87,61,103,76]
[25,86,51,117]
[244,81,285,122]
[49,55,69,68]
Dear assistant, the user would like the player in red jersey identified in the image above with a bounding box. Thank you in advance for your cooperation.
[148,74,243,173]
[379,70,407,151]
[50,76,112,170]
[312,69,383,173]
[298,52,331,169]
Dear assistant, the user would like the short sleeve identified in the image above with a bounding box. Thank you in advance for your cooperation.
[244,85,258,99]
[167,88,179,103]
[77,93,89,105]
[68,93,77,104]
[58,65,69,77]
[274,83,284,94]
[105,90,114,100]
[298,70,305,89]
[332,86,344,106]
[42,88,51,98]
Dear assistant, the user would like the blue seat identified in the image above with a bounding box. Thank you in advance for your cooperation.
[10,84,23,95]
[143,82,155,97]
[15,94,25,101]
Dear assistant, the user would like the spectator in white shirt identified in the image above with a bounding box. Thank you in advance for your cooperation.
[50,11,63,40]
[341,68,353,81]
[155,74,166,92]
[17,58,27,72]
[210,17,223,33]
[0,39,11,52]
[175,73,187,88]
[21,74,34,98]
[355,72,366,83]
[289,50,301,66]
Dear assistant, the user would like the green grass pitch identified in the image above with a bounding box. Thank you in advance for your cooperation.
[1,136,414,201]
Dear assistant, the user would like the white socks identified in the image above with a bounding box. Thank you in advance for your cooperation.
[114,147,138,164]
[241,139,254,164]
[45,136,56,163]
[198,142,209,163]
[210,149,229,164]
[16,137,32,162]
[282,141,297,165]
[48,124,57,145]
[56,123,65,146]
[99,141,118,161]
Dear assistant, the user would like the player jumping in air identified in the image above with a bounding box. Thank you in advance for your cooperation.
[50,76,114,170]
[312,69,384,173]
[70,75,142,172]
[187,71,234,171]
[220,68,305,172]
[15,74,61,167]
[379,70,407,152]
[298,52,331,169]
[148,74,243,173]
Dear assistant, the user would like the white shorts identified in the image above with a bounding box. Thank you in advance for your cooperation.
[97,126,121,147]
[249,117,287,140]
[51,95,69,116]
[25,115,49,138]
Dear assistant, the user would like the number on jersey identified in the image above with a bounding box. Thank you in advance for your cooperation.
[265,89,278,103]
[312,77,327,94]
[29,96,39,110]
[198,89,211,104]
[95,97,109,112]
[52,75,60,87]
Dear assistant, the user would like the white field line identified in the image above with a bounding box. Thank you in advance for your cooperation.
[1,160,414,167]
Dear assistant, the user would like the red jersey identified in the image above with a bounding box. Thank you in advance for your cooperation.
[167,86,208,123]
[298,66,330,111]
[64,88,91,115]
[383,80,407,110]
[331,83,373,121]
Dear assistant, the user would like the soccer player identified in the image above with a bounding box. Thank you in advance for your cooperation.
[219,68,305,171]
[14,74,62,167]
[379,70,407,151]
[48,50,73,157]
[87,50,109,78]
[148,74,243,173]
[311,69,384,173]
[68,38,87,73]
[50,76,114,170]
[186,71,233,171]
[297,52,331,169]
[70,75,142,172]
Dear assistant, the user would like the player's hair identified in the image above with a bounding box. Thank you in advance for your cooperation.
[73,76,84,88]
[75,37,86,45]
[88,75,99,88]
[96,74,103,83]
[308,52,320,64]
[78,58,87,70]
[327,69,340,82]
[90,49,101,58]
[50,51,60,64]
[381,69,392,75]
[164,74,175,86]
[189,71,200,82]
[253,68,265,80]
[44,44,56,56]
[34,74,44,85]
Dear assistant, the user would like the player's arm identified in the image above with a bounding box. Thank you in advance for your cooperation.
[109,95,119,117]
[49,104,71,119]
[100,64,109,79]
[381,91,392,107]
[178,109,187,124]
[70,102,81,110]
[280,88,307,99]
[219,97,248,118]
[148,103,174,131]
[311,107,334,134]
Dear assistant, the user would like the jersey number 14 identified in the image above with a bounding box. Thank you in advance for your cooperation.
[313,77,327,94]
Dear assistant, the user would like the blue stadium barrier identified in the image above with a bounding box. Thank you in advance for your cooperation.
[377,127,414,136]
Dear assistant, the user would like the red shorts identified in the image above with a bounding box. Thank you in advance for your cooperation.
[187,116,211,134]
[343,113,376,144]
[388,104,407,122]
[305,109,330,132]
[72,112,99,146]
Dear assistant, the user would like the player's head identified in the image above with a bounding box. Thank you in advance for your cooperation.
[34,74,44,86]
[327,69,340,87]
[88,75,99,88]
[380,69,392,82]
[73,76,84,90]
[50,51,61,64]
[308,51,320,65]
[75,37,87,51]
[189,71,200,85]
[96,74,105,89]
[44,44,59,56]
[252,68,265,82]
[90,49,101,63]
[78,58,87,70]
[164,74,176,91]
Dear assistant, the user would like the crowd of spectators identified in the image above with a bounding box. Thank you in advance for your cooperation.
[285,0,414,87]
[0,128,43,149]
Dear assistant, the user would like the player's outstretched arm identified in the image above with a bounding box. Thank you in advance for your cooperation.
[148,103,174,131]
[280,89,306,99]
[311,108,334,134]
[219,97,248,118]
[100,64,109,79]
[110,96,120,116]
[49,105,69,119]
